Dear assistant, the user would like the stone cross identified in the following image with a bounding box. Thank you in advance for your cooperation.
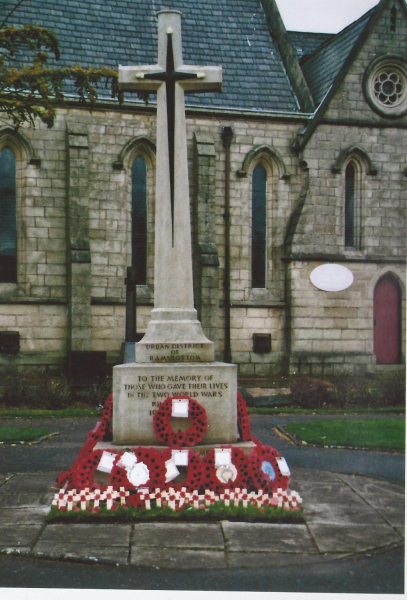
[119,10,222,363]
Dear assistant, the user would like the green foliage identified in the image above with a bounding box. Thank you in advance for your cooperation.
[1,376,73,409]
[0,375,110,410]
[0,426,51,441]
[248,406,405,415]
[289,375,405,410]
[290,377,332,408]
[0,23,122,127]
[286,418,405,451]
[0,408,102,418]
[47,503,304,524]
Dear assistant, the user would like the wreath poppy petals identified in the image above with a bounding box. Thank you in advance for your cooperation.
[237,392,252,441]
[56,393,113,489]
[153,395,208,447]
[161,448,204,491]
[203,447,251,493]
[110,447,166,490]
[248,444,289,493]
[71,449,106,490]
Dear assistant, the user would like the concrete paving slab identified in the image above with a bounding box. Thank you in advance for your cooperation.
[0,472,58,495]
[222,523,317,554]
[0,525,42,547]
[307,523,403,553]
[0,493,53,508]
[336,473,405,527]
[290,469,342,487]
[0,507,49,524]
[396,527,404,538]
[130,547,228,569]
[303,501,387,526]
[35,524,132,546]
[132,523,224,549]
[0,472,57,508]
[0,474,12,486]
[32,545,130,565]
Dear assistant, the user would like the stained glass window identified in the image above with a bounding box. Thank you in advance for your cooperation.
[131,156,147,285]
[0,148,17,282]
[252,164,267,288]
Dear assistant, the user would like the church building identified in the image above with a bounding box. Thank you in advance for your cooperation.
[0,0,405,378]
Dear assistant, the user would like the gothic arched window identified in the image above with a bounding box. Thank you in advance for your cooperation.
[251,163,267,288]
[131,156,148,285]
[0,147,17,282]
[345,162,356,247]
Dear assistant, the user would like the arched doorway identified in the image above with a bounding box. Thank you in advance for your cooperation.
[373,274,401,364]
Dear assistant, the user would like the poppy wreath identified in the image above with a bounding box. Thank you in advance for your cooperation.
[237,392,252,441]
[248,444,289,493]
[153,395,208,447]
[110,446,166,491]
[89,393,113,442]
[70,448,106,490]
[161,448,204,491]
[202,446,251,493]
[56,393,114,488]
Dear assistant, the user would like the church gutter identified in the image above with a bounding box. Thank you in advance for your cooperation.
[61,96,312,122]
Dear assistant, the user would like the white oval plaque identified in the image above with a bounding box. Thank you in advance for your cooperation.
[310,264,354,292]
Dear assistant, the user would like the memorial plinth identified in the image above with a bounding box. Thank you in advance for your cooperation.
[113,362,237,445]
[135,308,214,363]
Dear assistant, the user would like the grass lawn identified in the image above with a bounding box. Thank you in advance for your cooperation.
[0,427,52,442]
[285,418,405,451]
[0,408,101,418]
[248,406,405,416]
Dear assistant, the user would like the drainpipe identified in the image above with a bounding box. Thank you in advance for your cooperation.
[222,126,233,363]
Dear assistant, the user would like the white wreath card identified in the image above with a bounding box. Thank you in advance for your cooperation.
[215,448,232,467]
[172,398,189,418]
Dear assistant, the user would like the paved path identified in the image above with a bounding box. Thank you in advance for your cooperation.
[0,467,403,569]
[0,411,404,574]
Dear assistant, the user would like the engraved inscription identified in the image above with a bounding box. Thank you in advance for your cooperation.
[142,343,207,363]
[123,372,230,415]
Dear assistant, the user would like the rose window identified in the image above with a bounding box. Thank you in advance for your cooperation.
[373,70,404,106]
[365,56,407,117]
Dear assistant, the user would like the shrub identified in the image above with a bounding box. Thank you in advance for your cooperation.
[1,375,72,409]
[331,376,406,409]
[1,375,111,410]
[290,377,332,408]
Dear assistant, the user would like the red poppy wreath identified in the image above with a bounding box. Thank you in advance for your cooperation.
[153,395,208,447]
[203,446,251,493]
[248,444,290,493]
[161,447,204,491]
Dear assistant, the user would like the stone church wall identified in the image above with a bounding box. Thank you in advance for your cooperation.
[289,261,406,375]
[0,88,404,377]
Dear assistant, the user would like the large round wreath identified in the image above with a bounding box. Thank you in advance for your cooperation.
[161,448,204,491]
[248,443,289,493]
[153,395,208,447]
[110,447,166,492]
[203,446,251,493]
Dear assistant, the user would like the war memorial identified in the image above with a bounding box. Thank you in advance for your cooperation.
[52,11,299,514]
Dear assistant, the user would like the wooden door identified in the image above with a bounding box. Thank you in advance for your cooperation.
[373,275,401,364]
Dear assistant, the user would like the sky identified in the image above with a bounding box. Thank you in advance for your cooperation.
[276,0,381,33]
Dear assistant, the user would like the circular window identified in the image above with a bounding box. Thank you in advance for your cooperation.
[365,55,407,117]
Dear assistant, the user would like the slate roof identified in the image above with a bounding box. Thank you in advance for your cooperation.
[2,0,302,113]
[300,8,375,106]
[287,31,334,60]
